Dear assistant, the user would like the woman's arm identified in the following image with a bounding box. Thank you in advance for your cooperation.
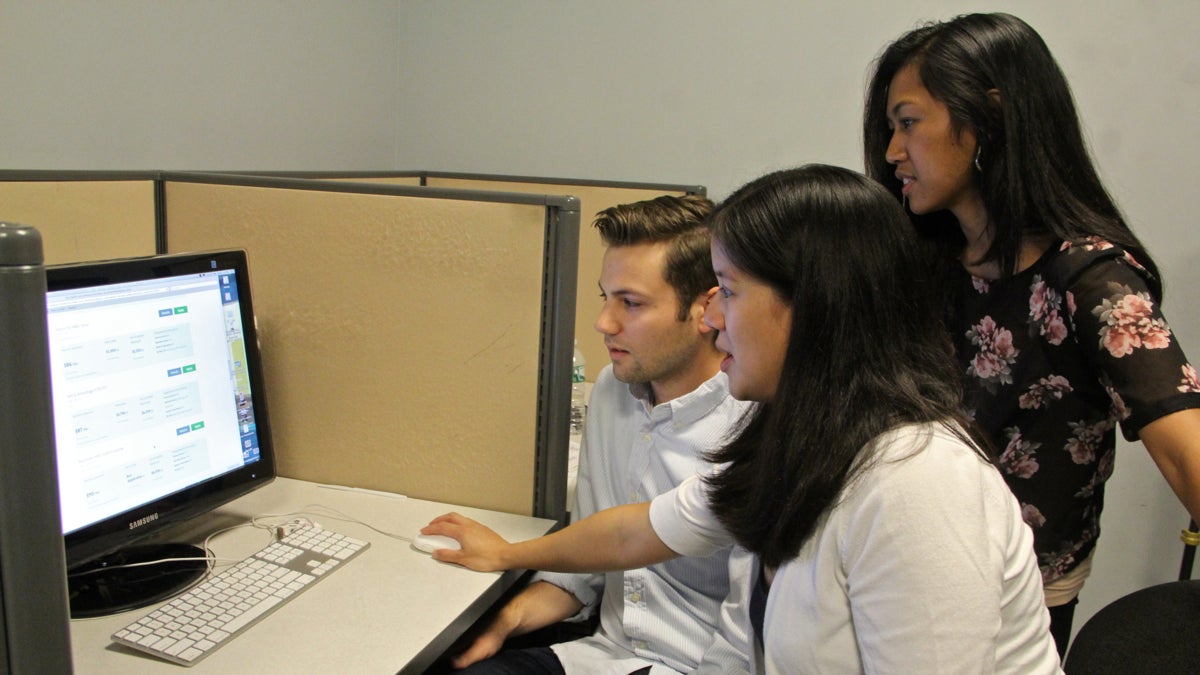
[1060,251,1200,523]
[448,581,584,669]
[422,503,679,572]
[1139,408,1200,523]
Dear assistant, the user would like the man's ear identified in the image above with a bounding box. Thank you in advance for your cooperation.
[695,287,718,333]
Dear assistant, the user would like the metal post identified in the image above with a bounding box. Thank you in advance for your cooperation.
[1180,519,1199,581]
[0,222,74,673]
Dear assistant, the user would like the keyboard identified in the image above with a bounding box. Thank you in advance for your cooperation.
[112,525,369,666]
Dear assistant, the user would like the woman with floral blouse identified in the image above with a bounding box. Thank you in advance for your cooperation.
[864,12,1200,656]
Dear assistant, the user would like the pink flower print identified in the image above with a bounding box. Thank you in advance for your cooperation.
[1179,364,1200,393]
[1043,314,1067,344]
[1039,549,1077,581]
[1019,375,1073,409]
[1064,419,1110,465]
[972,276,990,294]
[1104,382,1130,422]
[966,316,1019,385]
[1029,278,1052,319]
[1092,287,1171,358]
[1039,536,1091,582]
[1123,251,1149,275]
[1097,448,1115,482]
[1021,503,1046,528]
[1029,276,1067,346]
[1078,449,1117,500]
[1063,237,1114,253]
[999,427,1041,479]
[1101,329,1136,357]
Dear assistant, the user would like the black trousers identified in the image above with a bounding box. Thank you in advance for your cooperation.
[1048,597,1078,658]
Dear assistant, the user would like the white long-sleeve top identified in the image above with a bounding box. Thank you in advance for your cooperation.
[649,422,1064,674]
[538,364,753,674]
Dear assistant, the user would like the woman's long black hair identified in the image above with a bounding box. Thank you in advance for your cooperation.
[704,164,989,568]
[862,12,1160,296]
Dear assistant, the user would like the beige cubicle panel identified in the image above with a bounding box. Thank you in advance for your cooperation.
[219,172,705,376]
[161,178,567,516]
[423,176,702,380]
[0,179,157,264]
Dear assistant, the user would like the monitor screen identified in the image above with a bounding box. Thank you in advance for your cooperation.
[45,249,275,617]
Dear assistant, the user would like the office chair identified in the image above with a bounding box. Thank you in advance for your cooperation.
[1063,579,1200,674]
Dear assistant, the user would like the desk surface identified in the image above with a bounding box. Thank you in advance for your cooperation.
[69,477,557,674]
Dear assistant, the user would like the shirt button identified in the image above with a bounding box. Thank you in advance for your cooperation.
[629,592,642,603]
[634,640,648,650]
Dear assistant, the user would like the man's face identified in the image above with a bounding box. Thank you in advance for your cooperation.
[594,242,710,402]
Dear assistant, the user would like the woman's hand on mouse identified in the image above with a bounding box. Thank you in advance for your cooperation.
[422,512,512,571]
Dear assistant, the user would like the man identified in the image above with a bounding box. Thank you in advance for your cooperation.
[452,195,751,674]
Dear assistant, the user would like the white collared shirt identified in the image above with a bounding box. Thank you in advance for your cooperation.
[650,423,1063,674]
[539,364,752,674]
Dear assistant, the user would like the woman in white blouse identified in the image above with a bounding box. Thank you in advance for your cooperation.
[426,165,1062,674]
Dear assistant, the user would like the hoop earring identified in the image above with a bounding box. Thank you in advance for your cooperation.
[974,145,983,172]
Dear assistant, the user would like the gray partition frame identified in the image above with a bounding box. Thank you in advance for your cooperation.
[418,171,706,198]
[0,170,167,255]
[159,172,581,522]
[225,169,706,197]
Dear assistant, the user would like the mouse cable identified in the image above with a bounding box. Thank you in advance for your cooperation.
[293,503,414,543]
[68,504,415,584]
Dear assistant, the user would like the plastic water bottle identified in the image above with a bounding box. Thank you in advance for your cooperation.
[570,339,587,435]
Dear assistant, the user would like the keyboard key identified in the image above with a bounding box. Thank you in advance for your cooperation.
[111,527,368,666]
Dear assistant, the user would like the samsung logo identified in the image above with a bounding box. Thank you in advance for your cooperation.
[129,513,159,530]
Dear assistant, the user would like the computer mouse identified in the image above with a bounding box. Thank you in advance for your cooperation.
[412,532,462,554]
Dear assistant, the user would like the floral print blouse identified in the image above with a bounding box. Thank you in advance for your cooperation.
[954,239,1200,583]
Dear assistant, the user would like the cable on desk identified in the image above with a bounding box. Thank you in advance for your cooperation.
[66,503,414,586]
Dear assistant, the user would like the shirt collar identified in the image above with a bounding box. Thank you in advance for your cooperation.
[627,371,734,427]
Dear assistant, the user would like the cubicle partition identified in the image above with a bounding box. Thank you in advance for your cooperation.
[0,171,160,264]
[421,174,705,377]
[241,171,707,377]
[0,168,695,521]
[159,173,578,520]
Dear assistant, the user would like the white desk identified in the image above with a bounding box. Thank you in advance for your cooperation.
[69,477,557,674]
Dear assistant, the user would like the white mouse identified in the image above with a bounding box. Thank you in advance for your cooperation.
[412,532,462,554]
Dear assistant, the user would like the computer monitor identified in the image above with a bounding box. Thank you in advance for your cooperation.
[45,249,275,618]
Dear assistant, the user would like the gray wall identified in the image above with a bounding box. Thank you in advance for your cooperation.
[4,0,1199,640]
[0,1,400,169]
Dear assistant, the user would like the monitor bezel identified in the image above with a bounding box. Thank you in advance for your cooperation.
[46,249,276,571]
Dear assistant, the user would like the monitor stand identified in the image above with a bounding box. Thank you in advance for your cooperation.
[67,543,208,619]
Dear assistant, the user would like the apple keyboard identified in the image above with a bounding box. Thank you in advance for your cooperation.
[111,525,369,666]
